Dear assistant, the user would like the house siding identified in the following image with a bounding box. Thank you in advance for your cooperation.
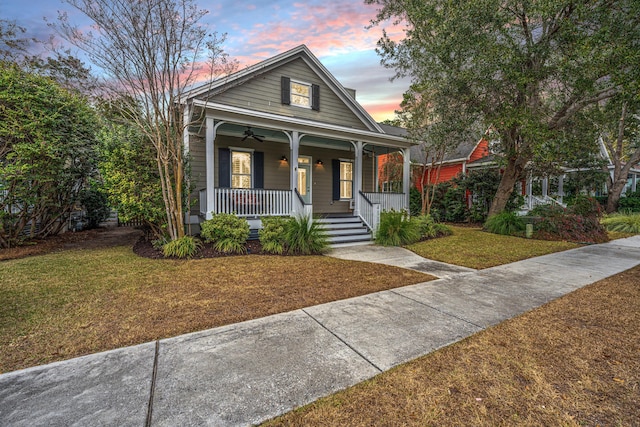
[201,57,369,130]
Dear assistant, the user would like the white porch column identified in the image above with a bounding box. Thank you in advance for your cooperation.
[558,174,565,204]
[632,173,637,193]
[353,141,363,216]
[526,174,533,209]
[402,147,411,211]
[289,131,300,213]
[205,117,217,220]
[542,176,548,198]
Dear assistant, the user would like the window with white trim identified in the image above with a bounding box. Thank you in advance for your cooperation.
[290,80,311,108]
[231,150,252,189]
[340,160,353,199]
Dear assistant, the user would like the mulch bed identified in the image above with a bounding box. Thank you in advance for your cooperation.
[133,238,265,259]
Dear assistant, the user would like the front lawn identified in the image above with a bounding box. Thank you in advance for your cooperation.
[0,247,431,373]
[407,226,580,269]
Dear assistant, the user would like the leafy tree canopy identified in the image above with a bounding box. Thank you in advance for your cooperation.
[367,0,640,215]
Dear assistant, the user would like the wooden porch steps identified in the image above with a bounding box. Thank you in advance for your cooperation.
[316,215,373,246]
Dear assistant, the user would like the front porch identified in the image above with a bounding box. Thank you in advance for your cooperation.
[190,114,413,235]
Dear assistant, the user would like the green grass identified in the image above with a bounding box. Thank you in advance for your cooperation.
[406,226,580,269]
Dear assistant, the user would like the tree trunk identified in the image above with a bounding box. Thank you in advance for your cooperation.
[606,175,629,214]
[488,158,523,216]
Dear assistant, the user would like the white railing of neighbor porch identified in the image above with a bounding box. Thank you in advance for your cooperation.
[199,188,292,217]
[362,192,405,213]
[358,191,381,234]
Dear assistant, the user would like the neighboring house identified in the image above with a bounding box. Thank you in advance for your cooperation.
[181,45,415,243]
[410,138,490,191]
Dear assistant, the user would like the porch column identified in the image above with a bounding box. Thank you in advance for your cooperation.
[289,131,300,214]
[526,174,533,209]
[205,116,216,220]
[542,176,548,198]
[558,174,565,204]
[402,147,411,211]
[353,141,363,216]
[632,173,637,193]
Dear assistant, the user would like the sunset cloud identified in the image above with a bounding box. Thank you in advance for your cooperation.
[4,0,409,121]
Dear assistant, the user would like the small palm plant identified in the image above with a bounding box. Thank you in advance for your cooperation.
[285,214,328,255]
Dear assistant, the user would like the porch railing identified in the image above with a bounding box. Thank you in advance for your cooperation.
[293,189,312,218]
[199,188,292,217]
[358,191,381,234]
[361,192,405,213]
[525,195,567,211]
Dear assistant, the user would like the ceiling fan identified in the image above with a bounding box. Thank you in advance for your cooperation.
[241,127,264,142]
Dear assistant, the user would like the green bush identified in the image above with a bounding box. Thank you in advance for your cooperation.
[163,236,202,258]
[285,215,328,255]
[601,212,640,233]
[619,197,640,212]
[484,212,526,236]
[375,210,420,246]
[201,213,249,254]
[413,214,452,239]
[259,216,290,255]
[80,186,111,229]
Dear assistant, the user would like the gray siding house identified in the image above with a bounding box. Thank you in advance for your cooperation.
[182,45,414,243]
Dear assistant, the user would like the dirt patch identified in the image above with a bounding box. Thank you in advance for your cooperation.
[0,226,143,262]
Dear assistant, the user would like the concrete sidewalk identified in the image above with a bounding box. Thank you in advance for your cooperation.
[1,236,639,426]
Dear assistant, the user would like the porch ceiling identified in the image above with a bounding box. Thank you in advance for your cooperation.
[192,99,414,150]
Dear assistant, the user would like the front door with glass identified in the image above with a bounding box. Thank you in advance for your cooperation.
[297,157,312,204]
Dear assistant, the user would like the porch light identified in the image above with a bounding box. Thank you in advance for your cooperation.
[280,155,288,162]
[316,159,323,165]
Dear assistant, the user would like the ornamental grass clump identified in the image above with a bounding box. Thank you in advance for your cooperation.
[375,210,420,246]
[201,213,249,254]
[601,212,640,233]
[285,215,328,255]
[484,212,526,236]
[162,235,202,258]
[259,216,290,254]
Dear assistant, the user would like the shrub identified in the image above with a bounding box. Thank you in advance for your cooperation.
[201,213,249,254]
[259,216,290,255]
[618,197,640,212]
[285,215,328,255]
[80,187,111,229]
[413,214,452,239]
[601,212,640,233]
[163,236,202,259]
[531,205,608,244]
[375,210,420,246]
[484,212,526,236]
[568,195,602,218]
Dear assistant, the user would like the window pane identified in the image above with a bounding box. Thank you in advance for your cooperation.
[232,175,251,189]
[340,161,352,180]
[291,82,311,107]
[298,169,307,196]
[340,181,352,199]
[231,151,252,189]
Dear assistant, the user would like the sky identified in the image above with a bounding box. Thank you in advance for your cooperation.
[0,0,410,122]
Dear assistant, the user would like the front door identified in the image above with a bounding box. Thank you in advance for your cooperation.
[297,156,312,204]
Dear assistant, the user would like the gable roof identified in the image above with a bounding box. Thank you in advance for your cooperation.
[409,137,484,164]
[183,45,384,133]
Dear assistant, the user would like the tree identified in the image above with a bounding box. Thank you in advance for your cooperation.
[398,84,480,216]
[0,64,99,247]
[594,97,640,213]
[367,0,640,216]
[55,0,237,240]
[97,112,166,238]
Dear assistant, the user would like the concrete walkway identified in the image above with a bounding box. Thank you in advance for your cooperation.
[1,236,639,426]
